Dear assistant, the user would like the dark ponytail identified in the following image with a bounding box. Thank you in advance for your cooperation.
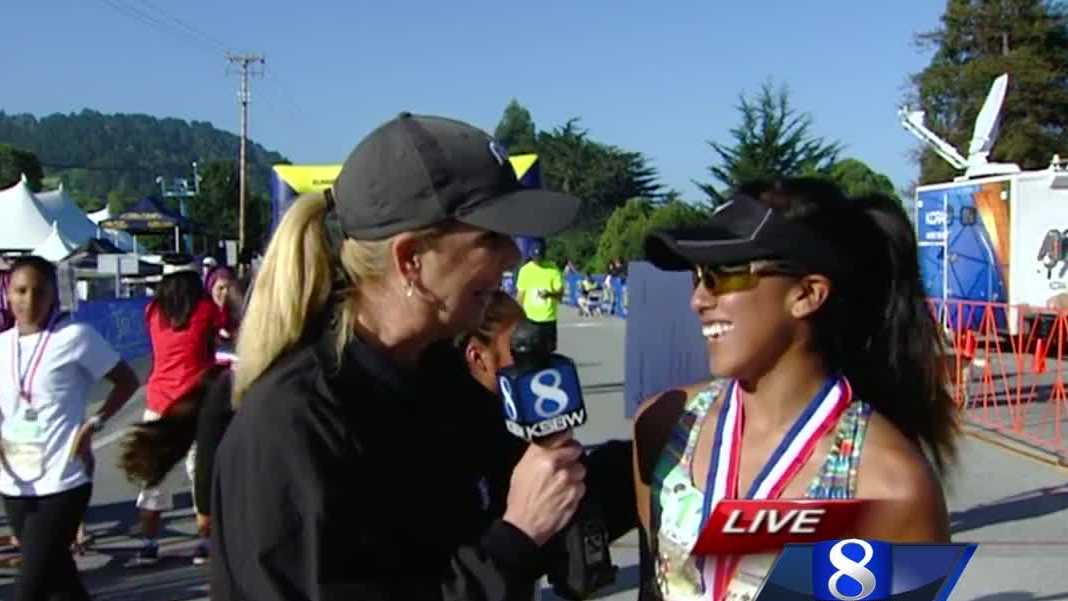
[741,178,958,474]
[845,193,958,474]
[118,366,228,487]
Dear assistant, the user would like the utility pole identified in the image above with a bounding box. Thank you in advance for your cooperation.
[226,52,264,265]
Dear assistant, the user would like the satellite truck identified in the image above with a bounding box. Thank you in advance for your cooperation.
[900,73,1068,342]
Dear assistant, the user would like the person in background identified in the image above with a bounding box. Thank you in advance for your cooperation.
[563,260,578,278]
[133,254,225,566]
[515,238,564,351]
[203,265,241,343]
[117,365,228,567]
[212,112,588,600]
[1,255,139,601]
[453,291,529,516]
[0,259,13,333]
[578,273,602,318]
[200,256,218,282]
[633,179,956,600]
[602,259,619,313]
[455,291,639,599]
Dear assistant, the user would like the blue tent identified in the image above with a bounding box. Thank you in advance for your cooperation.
[99,196,197,234]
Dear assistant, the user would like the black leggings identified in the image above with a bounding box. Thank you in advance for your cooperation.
[3,483,92,601]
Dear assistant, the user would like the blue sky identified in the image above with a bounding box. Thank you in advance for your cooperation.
[2,0,946,201]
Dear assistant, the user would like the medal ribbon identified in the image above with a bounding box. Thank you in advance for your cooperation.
[10,311,61,409]
[697,375,853,601]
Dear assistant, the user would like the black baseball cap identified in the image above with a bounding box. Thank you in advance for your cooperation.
[643,193,845,275]
[330,112,581,240]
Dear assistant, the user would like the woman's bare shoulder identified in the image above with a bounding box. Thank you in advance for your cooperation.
[634,380,712,420]
[855,410,950,542]
[632,378,721,484]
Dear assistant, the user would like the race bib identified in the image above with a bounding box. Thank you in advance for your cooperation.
[1,412,47,481]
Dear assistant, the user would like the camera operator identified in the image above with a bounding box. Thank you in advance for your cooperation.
[455,291,636,536]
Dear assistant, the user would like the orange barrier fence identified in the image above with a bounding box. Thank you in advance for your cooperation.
[930,299,1068,458]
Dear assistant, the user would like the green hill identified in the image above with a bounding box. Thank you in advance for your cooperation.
[0,108,289,210]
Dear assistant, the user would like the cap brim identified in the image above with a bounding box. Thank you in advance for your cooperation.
[643,225,778,271]
[455,189,581,237]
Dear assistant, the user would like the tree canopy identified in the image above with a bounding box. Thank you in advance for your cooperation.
[494,99,537,155]
[695,81,842,204]
[0,109,287,208]
[909,0,1068,183]
[0,144,44,192]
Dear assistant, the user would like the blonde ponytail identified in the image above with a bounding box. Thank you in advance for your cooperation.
[233,191,445,406]
[233,193,335,405]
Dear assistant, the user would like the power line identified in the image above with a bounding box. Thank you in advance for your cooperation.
[97,0,177,39]
[134,0,229,51]
[93,0,220,56]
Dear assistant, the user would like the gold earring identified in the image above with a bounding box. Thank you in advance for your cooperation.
[406,281,414,297]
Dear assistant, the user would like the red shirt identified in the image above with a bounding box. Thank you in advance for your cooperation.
[145,297,225,414]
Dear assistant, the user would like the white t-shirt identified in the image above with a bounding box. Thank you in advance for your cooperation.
[0,318,120,497]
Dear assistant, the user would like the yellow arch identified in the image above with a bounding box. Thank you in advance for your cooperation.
[273,165,342,193]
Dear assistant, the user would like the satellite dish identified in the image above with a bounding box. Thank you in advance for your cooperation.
[899,72,1020,179]
[968,73,1009,160]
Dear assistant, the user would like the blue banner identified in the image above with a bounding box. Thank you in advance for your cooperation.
[622,261,708,417]
[71,297,152,361]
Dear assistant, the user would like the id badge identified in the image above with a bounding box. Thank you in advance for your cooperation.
[1,410,46,480]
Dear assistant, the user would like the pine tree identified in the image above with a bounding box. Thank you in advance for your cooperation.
[695,81,841,204]
[493,99,537,154]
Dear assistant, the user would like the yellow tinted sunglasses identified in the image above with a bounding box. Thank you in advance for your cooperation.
[691,261,802,294]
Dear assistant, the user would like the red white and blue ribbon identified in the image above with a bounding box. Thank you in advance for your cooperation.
[10,311,62,406]
[697,375,853,600]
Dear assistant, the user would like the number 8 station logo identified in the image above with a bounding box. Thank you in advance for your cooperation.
[812,539,892,601]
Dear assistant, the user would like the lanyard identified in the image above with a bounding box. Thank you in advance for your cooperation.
[697,374,852,600]
[10,312,61,406]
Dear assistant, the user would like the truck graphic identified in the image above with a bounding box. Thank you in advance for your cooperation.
[1038,228,1068,281]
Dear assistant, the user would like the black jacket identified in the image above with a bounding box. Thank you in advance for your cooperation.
[194,369,234,515]
[211,331,548,601]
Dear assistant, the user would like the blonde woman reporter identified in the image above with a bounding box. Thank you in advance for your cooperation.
[211,113,587,601]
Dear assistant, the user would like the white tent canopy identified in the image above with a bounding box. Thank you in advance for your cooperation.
[35,183,99,245]
[88,205,112,225]
[0,175,56,252]
[32,222,78,262]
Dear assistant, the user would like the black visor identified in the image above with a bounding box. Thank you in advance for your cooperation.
[643,193,845,275]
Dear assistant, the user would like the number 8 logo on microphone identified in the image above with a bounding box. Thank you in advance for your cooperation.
[499,377,518,421]
[529,369,570,418]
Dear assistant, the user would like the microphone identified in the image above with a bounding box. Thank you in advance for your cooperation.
[497,317,617,600]
[497,318,587,440]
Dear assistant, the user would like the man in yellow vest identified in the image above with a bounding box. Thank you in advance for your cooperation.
[515,239,564,351]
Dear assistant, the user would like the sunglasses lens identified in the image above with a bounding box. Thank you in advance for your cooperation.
[692,264,760,294]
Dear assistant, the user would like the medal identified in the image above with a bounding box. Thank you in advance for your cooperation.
[10,312,60,416]
[696,375,853,601]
